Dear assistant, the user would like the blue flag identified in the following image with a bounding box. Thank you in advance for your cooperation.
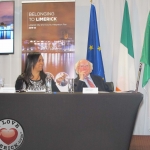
[86,4,105,80]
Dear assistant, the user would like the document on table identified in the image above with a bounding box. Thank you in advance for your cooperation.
[0,87,15,93]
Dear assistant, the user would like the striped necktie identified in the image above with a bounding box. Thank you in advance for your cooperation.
[85,77,95,88]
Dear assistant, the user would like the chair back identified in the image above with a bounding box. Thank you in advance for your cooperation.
[106,82,114,92]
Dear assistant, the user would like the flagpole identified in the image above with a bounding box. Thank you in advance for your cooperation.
[135,63,143,92]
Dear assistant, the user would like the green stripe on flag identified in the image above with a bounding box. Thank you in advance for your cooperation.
[121,1,134,58]
[140,12,150,87]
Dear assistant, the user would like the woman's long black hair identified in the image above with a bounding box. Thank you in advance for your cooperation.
[23,52,46,86]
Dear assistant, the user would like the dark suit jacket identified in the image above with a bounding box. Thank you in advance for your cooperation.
[74,74,110,92]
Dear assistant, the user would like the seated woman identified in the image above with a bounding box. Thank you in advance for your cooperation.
[15,52,59,92]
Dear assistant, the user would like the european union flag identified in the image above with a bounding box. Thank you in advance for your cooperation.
[86,4,105,80]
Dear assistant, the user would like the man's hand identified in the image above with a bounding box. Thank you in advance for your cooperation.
[78,71,86,80]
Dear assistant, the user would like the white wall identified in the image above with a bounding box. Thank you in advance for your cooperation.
[0,0,150,135]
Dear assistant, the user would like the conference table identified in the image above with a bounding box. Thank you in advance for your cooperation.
[0,92,143,150]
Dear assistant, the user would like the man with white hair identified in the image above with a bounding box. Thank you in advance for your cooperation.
[74,59,109,92]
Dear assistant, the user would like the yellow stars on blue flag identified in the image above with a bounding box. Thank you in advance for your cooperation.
[97,46,101,51]
[88,45,101,51]
[86,4,105,80]
[89,45,93,50]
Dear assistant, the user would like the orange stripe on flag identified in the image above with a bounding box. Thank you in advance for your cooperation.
[116,87,121,91]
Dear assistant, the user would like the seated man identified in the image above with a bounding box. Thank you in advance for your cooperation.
[74,59,110,92]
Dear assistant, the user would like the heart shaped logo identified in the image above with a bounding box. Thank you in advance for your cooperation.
[0,119,24,150]
[0,128,18,145]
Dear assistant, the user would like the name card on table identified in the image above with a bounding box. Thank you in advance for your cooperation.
[0,87,15,93]
[83,87,98,94]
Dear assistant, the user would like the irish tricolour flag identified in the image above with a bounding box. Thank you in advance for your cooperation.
[116,0,136,91]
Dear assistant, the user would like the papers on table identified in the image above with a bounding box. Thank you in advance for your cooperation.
[114,90,135,93]
[98,91,110,93]
[0,87,15,93]
[26,90,46,93]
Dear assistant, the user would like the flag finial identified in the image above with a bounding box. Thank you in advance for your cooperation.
[90,0,92,3]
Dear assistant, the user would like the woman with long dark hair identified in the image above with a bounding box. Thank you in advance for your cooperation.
[15,52,59,92]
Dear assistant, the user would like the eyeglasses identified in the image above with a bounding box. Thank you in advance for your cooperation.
[78,65,89,68]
